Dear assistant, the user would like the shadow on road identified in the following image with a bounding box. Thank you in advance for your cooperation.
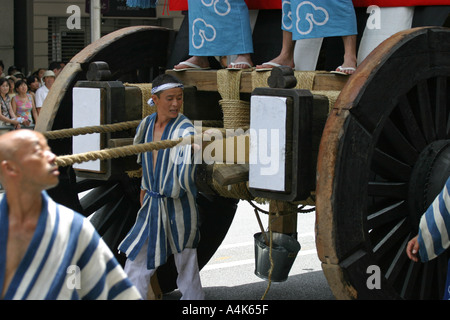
[164,270,335,300]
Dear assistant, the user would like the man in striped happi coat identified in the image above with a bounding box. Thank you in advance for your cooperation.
[407,176,450,299]
[118,74,204,300]
[0,130,141,300]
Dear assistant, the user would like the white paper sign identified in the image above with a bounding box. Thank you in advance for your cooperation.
[72,87,102,172]
[249,95,287,192]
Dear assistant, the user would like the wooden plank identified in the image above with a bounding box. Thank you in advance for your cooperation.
[269,200,298,234]
[108,138,134,148]
[212,164,249,186]
[166,70,347,93]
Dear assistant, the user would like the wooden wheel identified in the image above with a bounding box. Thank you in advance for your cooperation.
[316,27,450,299]
[34,26,238,293]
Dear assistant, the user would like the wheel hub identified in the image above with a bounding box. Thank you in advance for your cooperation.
[408,140,450,230]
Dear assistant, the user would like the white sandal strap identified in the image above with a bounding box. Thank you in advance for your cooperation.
[179,61,202,69]
[230,61,253,68]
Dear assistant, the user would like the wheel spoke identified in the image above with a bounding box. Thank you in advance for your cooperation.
[435,76,448,139]
[385,234,410,284]
[368,181,407,199]
[381,118,419,165]
[401,260,421,299]
[372,218,409,259]
[419,259,435,299]
[80,182,122,215]
[371,148,412,181]
[76,178,108,193]
[416,80,437,143]
[397,95,428,152]
[367,200,407,229]
[90,195,126,234]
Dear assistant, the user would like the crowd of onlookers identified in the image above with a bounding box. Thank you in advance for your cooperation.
[0,60,65,132]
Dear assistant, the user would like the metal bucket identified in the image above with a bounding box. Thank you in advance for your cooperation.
[254,232,301,282]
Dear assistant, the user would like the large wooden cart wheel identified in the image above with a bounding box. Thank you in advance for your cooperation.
[316,27,450,299]
[34,26,238,293]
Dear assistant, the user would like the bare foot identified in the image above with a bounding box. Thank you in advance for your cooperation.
[256,57,294,70]
[173,56,210,70]
[336,55,357,74]
[227,54,253,69]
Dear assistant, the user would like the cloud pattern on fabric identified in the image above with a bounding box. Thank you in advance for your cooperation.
[192,1,233,49]
[192,18,216,49]
[201,0,231,16]
[282,0,293,30]
[295,1,329,35]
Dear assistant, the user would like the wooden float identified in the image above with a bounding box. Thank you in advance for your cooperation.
[35,25,450,300]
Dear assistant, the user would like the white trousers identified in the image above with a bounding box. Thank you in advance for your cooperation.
[357,7,414,65]
[294,38,324,71]
[124,242,205,300]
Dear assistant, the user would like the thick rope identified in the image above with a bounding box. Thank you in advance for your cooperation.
[261,211,275,300]
[54,127,250,168]
[124,83,156,117]
[220,100,250,129]
[217,70,251,129]
[43,120,141,140]
[43,120,225,141]
[55,135,193,167]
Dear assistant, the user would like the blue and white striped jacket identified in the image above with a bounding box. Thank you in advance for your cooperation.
[118,113,199,269]
[418,176,450,262]
[0,191,142,300]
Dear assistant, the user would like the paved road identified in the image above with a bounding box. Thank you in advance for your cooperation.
[165,201,335,300]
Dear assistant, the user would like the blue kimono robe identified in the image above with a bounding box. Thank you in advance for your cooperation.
[0,191,141,300]
[188,0,254,56]
[417,176,450,299]
[282,0,357,40]
[118,113,199,270]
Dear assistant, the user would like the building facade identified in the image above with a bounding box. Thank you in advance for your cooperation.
[0,0,183,76]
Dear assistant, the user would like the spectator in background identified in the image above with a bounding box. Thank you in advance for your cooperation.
[0,78,21,133]
[7,66,20,77]
[12,71,25,80]
[0,61,5,78]
[33,68,46,86]
[6,76,17,98]
[11,79,38,127]
[35,70,55,115]
[48,61,63,78]
[27,75,41,96]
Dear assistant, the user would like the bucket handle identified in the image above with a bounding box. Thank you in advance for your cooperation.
[249,201,270,246]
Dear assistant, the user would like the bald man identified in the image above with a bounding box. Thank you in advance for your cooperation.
[0,129,141,300]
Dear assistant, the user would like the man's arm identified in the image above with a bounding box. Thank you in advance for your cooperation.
[406,235,420,262]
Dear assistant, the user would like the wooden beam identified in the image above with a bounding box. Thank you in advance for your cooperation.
[269,200,298,235]
[166,70,347,93]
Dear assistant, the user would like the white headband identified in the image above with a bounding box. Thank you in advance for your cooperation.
[147,83,184,106]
